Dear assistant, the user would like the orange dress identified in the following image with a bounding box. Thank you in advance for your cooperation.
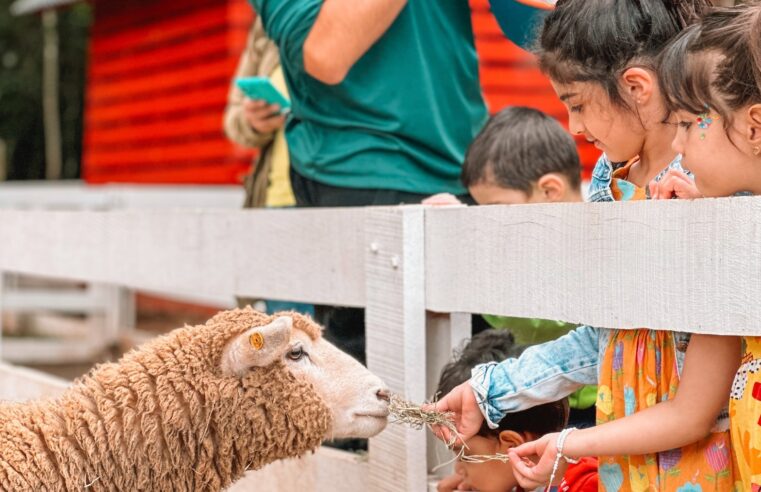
[596,162,737,491]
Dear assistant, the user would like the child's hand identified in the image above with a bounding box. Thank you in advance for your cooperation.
[422,193,464,206]
[648,169,703,200]
[424,381,484,445]
[436,465,474,491]
[508,432,568,489]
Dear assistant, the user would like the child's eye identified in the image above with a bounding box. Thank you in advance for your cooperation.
[570,105,583,113]
[678,120,693,130]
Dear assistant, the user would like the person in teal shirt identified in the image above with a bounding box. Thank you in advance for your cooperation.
[249,0,488,196]
[248,0,487,397]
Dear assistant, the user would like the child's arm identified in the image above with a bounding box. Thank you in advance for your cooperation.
[431,326,600,442]
[509,334,740,489]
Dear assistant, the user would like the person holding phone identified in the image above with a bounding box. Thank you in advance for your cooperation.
[224,17,294,210]
[223,18,313,315]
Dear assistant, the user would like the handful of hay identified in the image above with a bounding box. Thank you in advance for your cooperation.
[388,394,510,467]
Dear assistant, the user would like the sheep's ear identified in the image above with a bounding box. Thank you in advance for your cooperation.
[221,316,292,376]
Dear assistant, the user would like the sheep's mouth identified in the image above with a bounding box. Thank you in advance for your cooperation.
[354,410,389,419]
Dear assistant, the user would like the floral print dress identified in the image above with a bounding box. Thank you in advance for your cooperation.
[596,161,736,492]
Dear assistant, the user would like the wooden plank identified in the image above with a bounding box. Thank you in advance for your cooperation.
[0,363,68,401]
[0,182,244,210]
[425,313,471,478]
[0,208,366,308]
[425,197,761,335]
[365,207,428,491]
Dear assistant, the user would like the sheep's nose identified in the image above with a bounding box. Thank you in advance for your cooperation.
[376,388,390,402]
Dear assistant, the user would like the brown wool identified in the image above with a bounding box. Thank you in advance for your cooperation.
[0,307,332,491]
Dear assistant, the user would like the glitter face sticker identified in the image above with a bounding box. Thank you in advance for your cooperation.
[697,109,718,140]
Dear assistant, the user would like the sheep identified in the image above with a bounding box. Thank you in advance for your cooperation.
[0,307,390,491]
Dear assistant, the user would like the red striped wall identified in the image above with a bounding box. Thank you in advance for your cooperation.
[82,0,596,184]
[471,0,597,178]
[82,0,255,184]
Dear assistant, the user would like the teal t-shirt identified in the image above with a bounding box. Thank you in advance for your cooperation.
[250,0,488,195]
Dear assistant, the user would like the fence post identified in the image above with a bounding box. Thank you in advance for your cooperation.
[366,206,427,491]
[425,312,471,483]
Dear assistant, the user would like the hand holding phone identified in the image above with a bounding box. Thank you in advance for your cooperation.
[243,99,287,134]
[236,77,291,114]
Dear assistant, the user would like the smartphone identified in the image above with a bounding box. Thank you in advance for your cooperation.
[235,77,291,114]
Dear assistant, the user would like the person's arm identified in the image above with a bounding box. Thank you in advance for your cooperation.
[223,19,283,149]
[509,334,740,489]
[303,0,408,85]
[430,326,600,443]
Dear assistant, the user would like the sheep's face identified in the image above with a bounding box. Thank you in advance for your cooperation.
[221,314,389,440]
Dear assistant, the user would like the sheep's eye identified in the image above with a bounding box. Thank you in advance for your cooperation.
[287,345,305,361]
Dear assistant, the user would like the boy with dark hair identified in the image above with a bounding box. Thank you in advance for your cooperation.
[435,330,596,492]
[427,106,582,207]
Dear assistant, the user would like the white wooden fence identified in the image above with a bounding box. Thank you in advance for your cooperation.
[1,186,760,491]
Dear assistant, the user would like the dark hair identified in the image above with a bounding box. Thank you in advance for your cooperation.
[435,329,569,438]
[658,4,761,127]
[461,106,581,194]
[537,0,709,108]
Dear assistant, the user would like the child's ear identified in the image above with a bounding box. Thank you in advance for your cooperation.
[621,67,655,105]
[497,430,525,452]
[746,104,761,153]
[536,173,567,202]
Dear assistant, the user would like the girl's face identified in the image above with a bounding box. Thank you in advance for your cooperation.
[551,80,647,163]
[671,108,761,197]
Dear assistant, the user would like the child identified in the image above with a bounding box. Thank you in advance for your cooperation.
[426,107,596,425]
[434,329,597,492]
[431,0,741,489]
[652,4,761,489]
[426,106,583,208]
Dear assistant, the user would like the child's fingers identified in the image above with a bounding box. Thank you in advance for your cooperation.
[648,180,660,199]
[509,452,545,490]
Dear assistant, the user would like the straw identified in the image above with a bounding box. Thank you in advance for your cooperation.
[387,394,510,470]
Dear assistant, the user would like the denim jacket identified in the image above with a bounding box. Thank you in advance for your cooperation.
[471,153,695,429]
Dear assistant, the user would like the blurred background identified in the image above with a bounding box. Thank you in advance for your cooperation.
[0,0,598,378]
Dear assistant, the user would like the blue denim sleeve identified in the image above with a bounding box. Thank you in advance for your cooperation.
[469,325,600,428]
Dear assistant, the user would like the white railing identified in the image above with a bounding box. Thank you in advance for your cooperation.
[1,185,759,491]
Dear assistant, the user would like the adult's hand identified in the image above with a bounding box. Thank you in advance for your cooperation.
[648,169,703,200]
[243,99,286,134]
[425,381,484,445]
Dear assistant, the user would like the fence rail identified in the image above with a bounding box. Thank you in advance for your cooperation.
[1,187,760,491]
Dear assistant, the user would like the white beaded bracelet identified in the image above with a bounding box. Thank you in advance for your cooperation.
[545,427,578,492]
